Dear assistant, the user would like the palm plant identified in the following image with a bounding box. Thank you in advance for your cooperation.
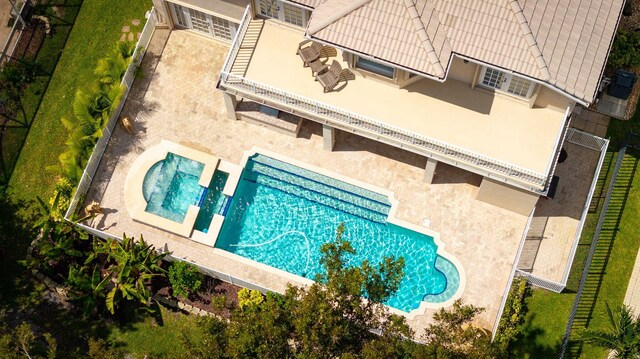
[87,234,169,314]
[66,264,109,316]
[581,303,640,358]
[24,195,93,273]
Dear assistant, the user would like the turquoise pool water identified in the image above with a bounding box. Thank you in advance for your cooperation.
[216,154,459,312]
[194,171,229,232]
[143,153,229,227]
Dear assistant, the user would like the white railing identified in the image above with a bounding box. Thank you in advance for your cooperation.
[0,0,28,65]
[492,207,535,339]
[560,130,609,284]
[515,270,565,292]
[220,71,550,190]
[566,127,609,151]
[543,107,572,195]
[220,5,251,75]
[65,9,157,220]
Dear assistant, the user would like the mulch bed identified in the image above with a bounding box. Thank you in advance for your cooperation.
[11,21,46,62]
[152,269,241,319]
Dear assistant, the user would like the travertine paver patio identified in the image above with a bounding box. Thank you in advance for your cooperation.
[84,29,530,332]
[518,142,602,283]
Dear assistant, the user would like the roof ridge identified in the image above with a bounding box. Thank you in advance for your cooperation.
[508,0,551,80]
[307,0,372,35]
[404,0,445,78]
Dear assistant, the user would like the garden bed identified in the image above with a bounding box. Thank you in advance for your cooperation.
[152,265,241,319]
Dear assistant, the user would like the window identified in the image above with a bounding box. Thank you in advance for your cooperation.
[211,16,232,40]
[259,0,279,18]
[479,66,535,98]
[258,0,309,28]
[355,57,395,78]
[283,3,304,27]
[172,4,187,27]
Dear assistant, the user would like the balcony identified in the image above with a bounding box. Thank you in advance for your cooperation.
[218,10,570,192]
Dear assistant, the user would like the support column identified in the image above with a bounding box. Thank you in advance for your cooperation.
[222,92,238,120]
[151,0,171,27]
[424,157,438,184]
[322,125,336,151]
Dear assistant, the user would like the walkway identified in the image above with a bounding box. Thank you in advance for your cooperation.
[624,248,640,311]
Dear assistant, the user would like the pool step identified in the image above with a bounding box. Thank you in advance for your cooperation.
[244,168,388,223]
[248,161,390,217]
[251,154,391,206]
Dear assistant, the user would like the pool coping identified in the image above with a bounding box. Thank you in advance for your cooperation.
[221,146,467,319]
[124,140,220,238]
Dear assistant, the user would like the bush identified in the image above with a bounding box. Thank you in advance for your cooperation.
[608,30,640,69]
[494,276,531,354]
[52,41,135,185]
[168,261,204,298]
[48,177,73,221]
[237,288,263,309]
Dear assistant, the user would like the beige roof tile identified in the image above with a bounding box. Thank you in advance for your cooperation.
[305,0,624,103]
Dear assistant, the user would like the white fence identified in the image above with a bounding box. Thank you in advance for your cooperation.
[559,129,609,285]
[491,208,535,339]
[64,9,157,220]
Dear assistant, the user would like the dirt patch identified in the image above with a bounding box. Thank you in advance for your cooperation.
[12,21,46,61]
[620,0,640,31]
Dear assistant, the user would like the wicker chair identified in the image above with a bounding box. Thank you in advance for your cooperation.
[297,40,324,67]
[316,60,343,92]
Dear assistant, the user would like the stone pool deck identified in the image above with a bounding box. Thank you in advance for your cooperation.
[84,29,529,333]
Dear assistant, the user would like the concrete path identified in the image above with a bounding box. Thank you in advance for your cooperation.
[623,248,640,312]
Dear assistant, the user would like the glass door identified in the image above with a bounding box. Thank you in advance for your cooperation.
[169,3,237,42]
[258,0,309,28]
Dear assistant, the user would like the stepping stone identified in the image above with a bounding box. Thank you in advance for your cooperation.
[128,32,134,41]
[137,32,141,40]
[132,19,141,26]
[122,25,130,33]
[119,33,126,42]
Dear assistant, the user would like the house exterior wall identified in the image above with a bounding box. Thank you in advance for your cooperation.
[476,178,539,215]
[533,85,575,111]
[157,0,250,29]
[447,57,477,84]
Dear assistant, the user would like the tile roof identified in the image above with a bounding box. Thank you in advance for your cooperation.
[304,0,625,104]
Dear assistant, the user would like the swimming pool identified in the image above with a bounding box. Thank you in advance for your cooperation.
[143,152,229,229]
[216,154,460,313]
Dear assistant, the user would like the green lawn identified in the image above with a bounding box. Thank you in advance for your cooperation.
[512,115,640,358]
[7,0,151,201]
[107,307,204,358]
[578,148,640,358]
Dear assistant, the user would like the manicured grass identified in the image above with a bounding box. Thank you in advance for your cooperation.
[8,0,151,201]
[107,307,204,358]
[513,114,640,358]
[578,148,640,358]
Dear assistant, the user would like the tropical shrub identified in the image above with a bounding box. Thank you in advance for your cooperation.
[237,288,264,309]
[86,234,168,314]
[23,196,92,275]
[494,276,530,354]
[52,41,135,184]
[581,303,640,359]
[609,30,640,69]
[0,60,39,117]
[168,260,204,298]
[48,177,73,221]
[0,322,57,359]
